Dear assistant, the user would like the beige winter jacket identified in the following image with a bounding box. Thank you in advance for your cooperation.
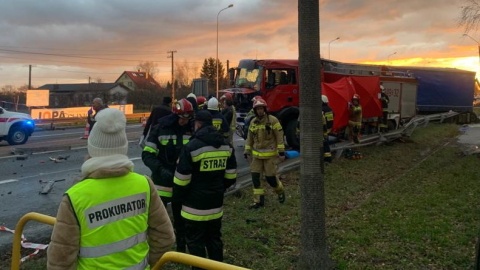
[46,166,175,269]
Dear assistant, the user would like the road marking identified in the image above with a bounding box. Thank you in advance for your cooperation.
[0,179,18,185]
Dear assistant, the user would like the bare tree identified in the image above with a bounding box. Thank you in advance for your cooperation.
[135,61,159,79]
[298,0,332,269]
[459,0,480,33]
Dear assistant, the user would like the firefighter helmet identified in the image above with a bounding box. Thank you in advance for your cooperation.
[207,97,219,110]
[352,94,360,100]
[172,98,194,118]
[251,95,263,102]
[253,98,268,109]
[196,96,207,107]
[220,92,233,101]
[321,95,329,103]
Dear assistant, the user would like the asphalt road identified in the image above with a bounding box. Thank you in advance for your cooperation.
[0,124,250,253]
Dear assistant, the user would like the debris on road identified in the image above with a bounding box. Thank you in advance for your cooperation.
[39,179,66,195]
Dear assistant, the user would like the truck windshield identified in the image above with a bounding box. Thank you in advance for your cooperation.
[236,67,262,90]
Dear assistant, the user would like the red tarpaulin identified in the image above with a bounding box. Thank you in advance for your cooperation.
[322,75,382,132]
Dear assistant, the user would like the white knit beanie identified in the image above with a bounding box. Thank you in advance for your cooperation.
[207,97,219,111]
[88,108,128,157]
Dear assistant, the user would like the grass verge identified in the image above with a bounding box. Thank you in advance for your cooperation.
[6,123,480,269]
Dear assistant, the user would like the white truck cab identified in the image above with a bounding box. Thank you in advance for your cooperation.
[0,107,35,145]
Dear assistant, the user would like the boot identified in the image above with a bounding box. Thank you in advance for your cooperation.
[249,195,265,209]
[278,192,285,204]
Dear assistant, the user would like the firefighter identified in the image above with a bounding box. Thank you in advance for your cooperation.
[220,92,237,145]
[173,110,237,265]
[322,95,334,162]
[196,96,207,110]
[207,97,229,139]
[244,97,286,209]
[378,85,390,132]
[142,98,193,252]
[348,94,362,143]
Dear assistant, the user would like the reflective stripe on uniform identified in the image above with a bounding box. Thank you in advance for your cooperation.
[190,145,232,162]
[224,168,237,179]
[181,205,223,221]
[159,134,177,145]
[253,188,265,195]
[154,185,172,198]
[272,122,282,130]
[173,171,191,186]
[252,148,277,157]
[84,193,147,230]
[143,145,158,154]
[79,231,147,258]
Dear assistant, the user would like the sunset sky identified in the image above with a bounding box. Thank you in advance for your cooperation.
[0,0,478,88]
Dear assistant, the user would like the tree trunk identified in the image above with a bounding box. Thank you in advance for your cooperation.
[298,0,332,268]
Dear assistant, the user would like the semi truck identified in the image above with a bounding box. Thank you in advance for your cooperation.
[224,59,416,149]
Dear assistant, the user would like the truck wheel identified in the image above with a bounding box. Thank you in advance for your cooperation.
[285,119,300,150]
[7,127,29,145]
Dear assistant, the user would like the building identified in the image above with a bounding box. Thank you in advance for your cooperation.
[115,71,161,91]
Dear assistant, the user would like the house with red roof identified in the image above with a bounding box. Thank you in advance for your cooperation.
[115,71,161,91]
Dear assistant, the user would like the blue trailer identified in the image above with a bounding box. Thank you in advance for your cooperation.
[391,67,475,113]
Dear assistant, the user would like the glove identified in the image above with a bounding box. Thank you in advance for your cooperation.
[278,152,286,162]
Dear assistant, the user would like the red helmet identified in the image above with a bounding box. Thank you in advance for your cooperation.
[220,92,233,101]
[251,95,263,102]
[172,98,193,118]
[352,94,360,100]
[253,98,268,109]
[196,96,207,106]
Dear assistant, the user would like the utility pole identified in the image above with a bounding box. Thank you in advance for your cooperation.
[167,50,177,101]
[28,65,32,89]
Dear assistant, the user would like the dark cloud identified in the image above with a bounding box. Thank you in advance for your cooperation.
[0,0,475,87]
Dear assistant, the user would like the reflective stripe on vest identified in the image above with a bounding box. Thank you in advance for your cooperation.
[80,231,147,258]
[181,205,223,221]
[67,172,150,270]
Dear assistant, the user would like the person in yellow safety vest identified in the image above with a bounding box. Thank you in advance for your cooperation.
[322,95,334,163]
[378,84,390,133]
[244,97,286,209]
[173,110,237,265]
[348,94,362,143]
[47,108,175,269]
[220,92,237,146]
[142,98,193,253]
[207,97,229,139]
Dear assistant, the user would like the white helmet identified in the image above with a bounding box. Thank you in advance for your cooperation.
[321,95,329,103]
[207,97,219,111]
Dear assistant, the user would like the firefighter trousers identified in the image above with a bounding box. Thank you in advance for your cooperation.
[185,217,223,268]
[250,157,284,204]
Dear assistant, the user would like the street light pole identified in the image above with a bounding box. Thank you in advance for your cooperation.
[216,4,233,99]
[328,37,340,60]
[387,52,397,65]
[463,33,480,65]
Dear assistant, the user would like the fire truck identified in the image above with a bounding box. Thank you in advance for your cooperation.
[222,59,418,149]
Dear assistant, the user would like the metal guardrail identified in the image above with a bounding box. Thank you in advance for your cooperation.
[152,251,250,270]
[226,111,461,195]
[10,212,56,270]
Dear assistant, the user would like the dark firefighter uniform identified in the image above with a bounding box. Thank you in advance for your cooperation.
[173,110,237,264]
[379,86,390,132]
[142,100,193,252]
[348,94,362,143]
[322,97,334,162]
